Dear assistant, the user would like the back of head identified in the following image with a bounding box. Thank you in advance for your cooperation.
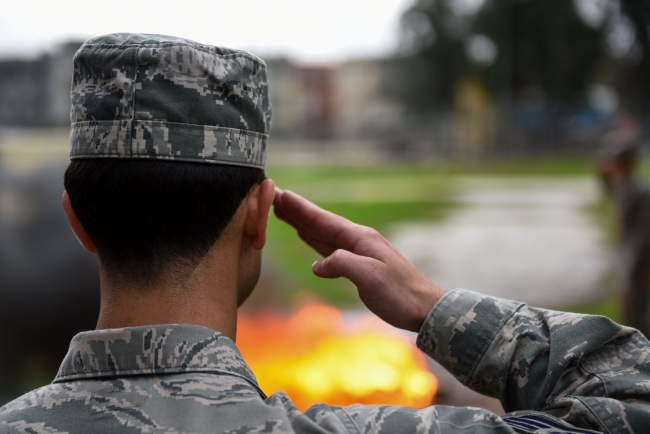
[64,159,265,288]
[64,33,271,288]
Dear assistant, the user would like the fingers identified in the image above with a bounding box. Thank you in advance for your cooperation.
[298,231,336,257]
[275,189,337,256]
[273,187,284,203]
[274,189,393,262]
[274,189,321,223]
[274,189,445,332]
[312,249,382,287]
[273,189,317,235]
[273,190,360,251]
[274,206,310,235]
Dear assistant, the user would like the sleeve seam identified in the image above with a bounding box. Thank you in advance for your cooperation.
[570,396,611,434]
[577,361,609,398]
[576,334,648,399]
[332,406,362,434]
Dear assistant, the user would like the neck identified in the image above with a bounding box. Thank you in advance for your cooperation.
[95,248,240,341]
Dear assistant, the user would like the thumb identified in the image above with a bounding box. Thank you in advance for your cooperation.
[312,249,381,286]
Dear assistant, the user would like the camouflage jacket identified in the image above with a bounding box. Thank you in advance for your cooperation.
[1,289,649,433]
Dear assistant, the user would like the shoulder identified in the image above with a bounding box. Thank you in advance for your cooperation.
[0,375,272,433]
[264,392,506,434]
[0,384,66,431]
[1,385,55,414]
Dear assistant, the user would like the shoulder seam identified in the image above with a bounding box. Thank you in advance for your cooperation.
[332,406,363,434]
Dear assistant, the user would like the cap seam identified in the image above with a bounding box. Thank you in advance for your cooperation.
[81,43,267,66]
[71,34,269,168]
[127,47,137,157]
[71,120,270,138]
[69,154,266,169]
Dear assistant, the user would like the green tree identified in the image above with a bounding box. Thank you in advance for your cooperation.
[616,0,650,115]
[398,0,645,114]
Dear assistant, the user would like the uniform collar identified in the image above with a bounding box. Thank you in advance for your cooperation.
[54,324,266,398]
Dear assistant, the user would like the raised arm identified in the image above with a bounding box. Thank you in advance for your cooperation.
[417,288,650,433]
[273,189,650,433]
[273,188,445,332]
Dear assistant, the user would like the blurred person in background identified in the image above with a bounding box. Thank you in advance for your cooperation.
[2,33,650,434]
[596,133,650,335]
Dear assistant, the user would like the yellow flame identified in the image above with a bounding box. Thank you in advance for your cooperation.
[237,303,438,410]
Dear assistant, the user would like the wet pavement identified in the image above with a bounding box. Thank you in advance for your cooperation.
[389,176,612,308]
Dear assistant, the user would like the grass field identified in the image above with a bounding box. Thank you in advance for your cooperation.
[260,157,646,314]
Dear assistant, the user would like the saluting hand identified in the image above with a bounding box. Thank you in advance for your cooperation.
[273,189,446,332]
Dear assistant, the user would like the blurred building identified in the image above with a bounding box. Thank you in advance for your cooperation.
[334,59,402,139]
[0,42,81,127]
[0,39,622,156]
[266,58,403,141]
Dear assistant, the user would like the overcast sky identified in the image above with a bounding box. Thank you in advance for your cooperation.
[0,0,414,63]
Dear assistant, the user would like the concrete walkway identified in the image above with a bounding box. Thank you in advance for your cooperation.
[389,176,612,308]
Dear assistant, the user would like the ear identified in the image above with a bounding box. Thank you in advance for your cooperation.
[244,179,275,250]
[62,190,97,253]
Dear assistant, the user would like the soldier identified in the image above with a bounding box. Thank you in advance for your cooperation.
[1,33,650,433]
[597,136,650,336]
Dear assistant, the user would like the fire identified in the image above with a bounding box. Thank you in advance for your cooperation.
[237,302,438,410]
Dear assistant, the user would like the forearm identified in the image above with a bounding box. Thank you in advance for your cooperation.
[275,189,650,432]
[416,290,650,417]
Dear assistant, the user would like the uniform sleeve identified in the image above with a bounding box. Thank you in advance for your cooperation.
[415,289,650,434]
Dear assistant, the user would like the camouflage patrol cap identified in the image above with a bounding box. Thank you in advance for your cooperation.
[69,33,270,169]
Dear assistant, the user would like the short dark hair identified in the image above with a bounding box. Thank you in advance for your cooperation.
[64,159,265,288]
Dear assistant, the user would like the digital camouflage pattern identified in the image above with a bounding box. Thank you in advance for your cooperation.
[69,33,270,169]
[2,289,648,433]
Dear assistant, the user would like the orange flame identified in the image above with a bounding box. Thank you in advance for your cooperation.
[237,302,438,410]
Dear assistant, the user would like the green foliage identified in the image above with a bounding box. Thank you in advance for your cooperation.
[399,0,479,110]
[398,0,650,115]
[509,0,604,103]
[617,0,650,114]
[400,2,469,110]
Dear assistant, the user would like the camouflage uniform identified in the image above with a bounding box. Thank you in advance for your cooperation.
[2,289,649,433]
[3,34,649,432]
[68,33,271,169]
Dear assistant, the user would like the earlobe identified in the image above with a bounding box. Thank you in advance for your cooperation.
[250,179,275,251]
[62,191,97,253]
